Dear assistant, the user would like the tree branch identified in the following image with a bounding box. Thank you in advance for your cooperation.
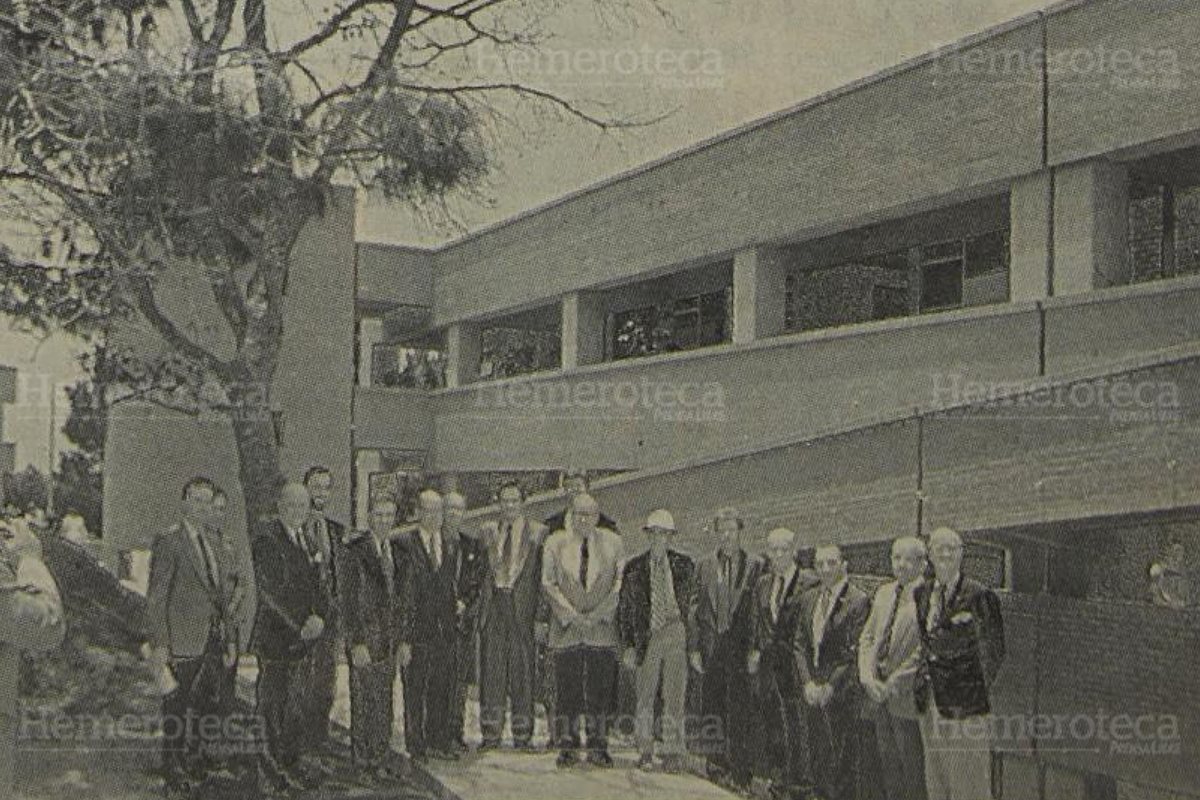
[277,0,392,61]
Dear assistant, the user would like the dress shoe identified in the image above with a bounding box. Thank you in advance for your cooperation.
[586,750,614,768]
[636,754,655,772]
[555,750,579,768]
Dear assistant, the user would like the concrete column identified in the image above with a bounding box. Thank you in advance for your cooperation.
[561,291,607,369]
[732,246,788,344]
[1009,170,1054,302]
[354,449,382,530]
[1053,159,1130,295]
[444,321,482,388]
[357,317,384,386]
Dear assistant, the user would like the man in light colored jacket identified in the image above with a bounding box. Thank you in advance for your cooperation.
[0,515,65,799]
[859,536,929,800]
[541,493,622,768]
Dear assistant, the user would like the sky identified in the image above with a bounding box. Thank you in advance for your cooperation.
[0,0,1051,472]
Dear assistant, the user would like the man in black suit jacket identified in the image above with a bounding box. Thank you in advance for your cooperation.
[617,509,697,772]
[395,490,461,761]
[694,506,764,787]
[251,482,331,790]
[914,527,1005,800]
[297,466,346,758]
[337,498,402,779]
[746,528,820,799]
[791,543,870,800]
[443,491,488,753]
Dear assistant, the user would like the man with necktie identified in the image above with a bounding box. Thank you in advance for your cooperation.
[477,483,548,750]
[859,537,930,800]
[542,493,623,767]
[145,477,242,793]
[746,528,820,799]
[297,466,346,760]
[250,482,331,792]
[915,527,1005,800]
[394,489,461,761]
[695,506,764,787]
[792,543,870,800]
[617,509,698,773]
[443,491,488,753]
[337,497,404,780]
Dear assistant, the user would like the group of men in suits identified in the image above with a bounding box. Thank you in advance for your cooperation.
[147,467,1006,800]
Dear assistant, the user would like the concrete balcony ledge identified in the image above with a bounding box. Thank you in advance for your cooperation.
[1041,272,1200,310]
[431,299,1042,399]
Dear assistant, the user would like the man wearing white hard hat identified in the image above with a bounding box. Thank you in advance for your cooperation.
[617,509,698,773]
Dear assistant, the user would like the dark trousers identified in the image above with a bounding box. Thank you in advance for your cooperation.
[760,655,814,797]
[700,632,757,780]
[479,590,535,746]
[296,630,338,752]
[350,657,395,766]
[162,625,231,777]
[873,707,928,800]
[552,646,617,752]
[806,698,859,800]
[449,629,477,744]
[404,640,457,756]
[257,658,303,770]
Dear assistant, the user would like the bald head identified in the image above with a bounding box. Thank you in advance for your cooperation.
[278,482,311,528]
[928,527,964,582]
[766,527,800,573]
[891,536,927,584]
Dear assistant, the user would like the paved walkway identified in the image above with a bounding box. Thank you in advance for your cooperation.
[423,748,739,800]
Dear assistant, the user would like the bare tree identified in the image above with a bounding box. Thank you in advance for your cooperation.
[0,0,669,529]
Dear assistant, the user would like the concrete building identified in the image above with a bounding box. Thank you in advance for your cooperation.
[105,0,1200,797]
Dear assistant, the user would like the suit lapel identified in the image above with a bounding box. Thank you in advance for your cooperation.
[511,518,536,581]
[178,522,219,601]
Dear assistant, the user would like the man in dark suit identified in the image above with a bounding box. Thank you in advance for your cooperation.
[694,506,764,787]
[478,482,548,750]
[915,527,1005,800]
[617,509,697,773]
[444,491,488,753]
[747,528,820,800]
[297,466,345,759]
[251,482,331,791]
[792,543,870,800]
[395,489,461,761]
[145,477,243,792]
[337,497,403,779]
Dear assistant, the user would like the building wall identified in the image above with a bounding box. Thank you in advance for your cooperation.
[431,21,1044,326]
[103,187,357,556]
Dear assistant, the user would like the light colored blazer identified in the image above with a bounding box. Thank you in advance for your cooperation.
[858,579,922,719]
[541,526,622,651]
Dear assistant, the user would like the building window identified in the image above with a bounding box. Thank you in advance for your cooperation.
[920,240,966,312]
[479,326,561,379]
[610,287,731,360]
[1128,181,1200,283]
[371,343,446,389]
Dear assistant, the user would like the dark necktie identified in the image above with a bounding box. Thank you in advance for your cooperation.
[877,583,903,664]
[500,522,513,584]
[927,583,946,632]
[579,537,590,589]
[196,531,218,590]
[771,574,786,621]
